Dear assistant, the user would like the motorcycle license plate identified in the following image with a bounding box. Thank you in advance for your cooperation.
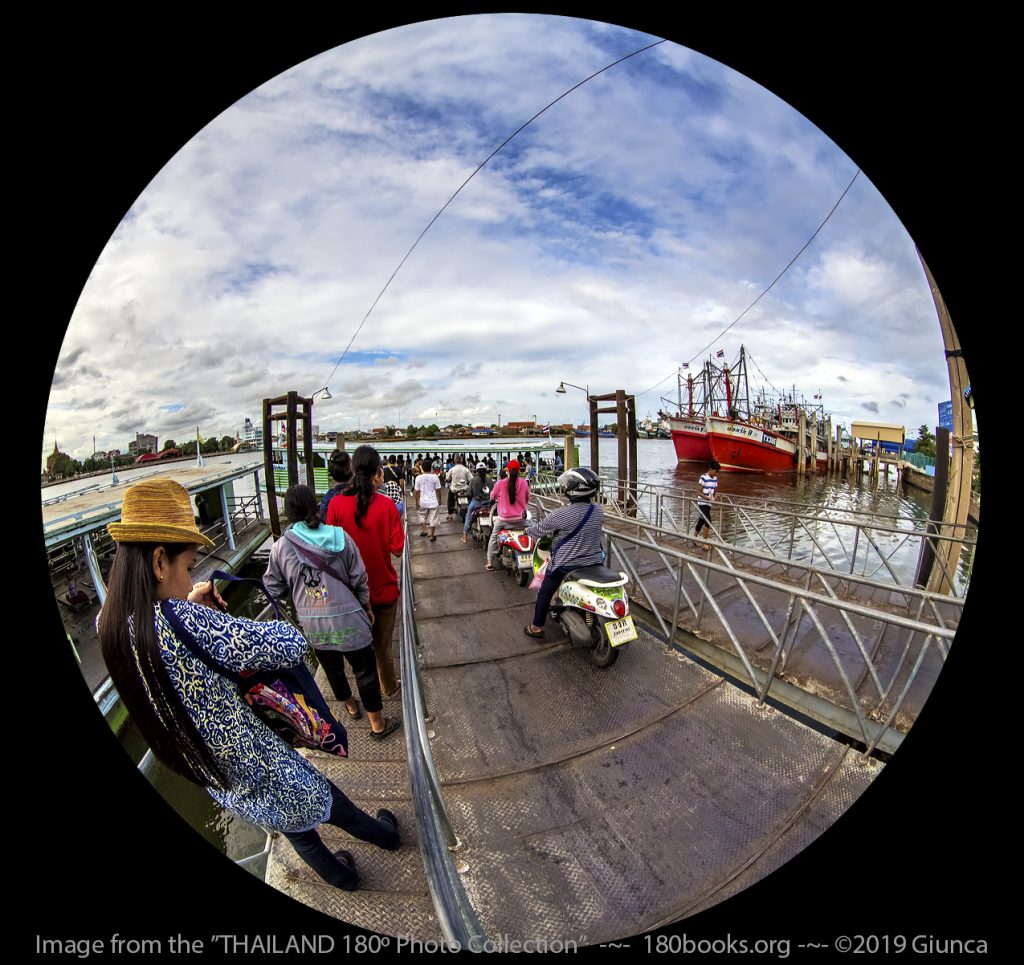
[605,616,637,647]
[517,553,533,568]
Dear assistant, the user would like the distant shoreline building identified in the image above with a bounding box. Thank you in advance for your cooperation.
[128,433,158,457]
[242,417,263,448]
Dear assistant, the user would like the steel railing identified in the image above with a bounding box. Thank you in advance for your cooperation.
[396,506,488,950]
[537,471,976,597]
[530,491,959,755]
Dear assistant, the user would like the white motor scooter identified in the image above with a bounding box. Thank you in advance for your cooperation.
[532,536,636,667]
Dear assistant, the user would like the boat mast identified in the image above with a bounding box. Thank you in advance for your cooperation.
[687,373,694,418]
[741,345,751,421]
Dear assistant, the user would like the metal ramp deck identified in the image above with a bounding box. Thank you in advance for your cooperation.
[265,514,883,942]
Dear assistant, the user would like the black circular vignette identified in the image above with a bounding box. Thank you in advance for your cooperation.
[27,8,999,954]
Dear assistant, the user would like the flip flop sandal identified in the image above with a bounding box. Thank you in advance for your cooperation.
[524,625,544,638]
[429,535,437,541]
[369,716,402,740]
[345,702,362,720]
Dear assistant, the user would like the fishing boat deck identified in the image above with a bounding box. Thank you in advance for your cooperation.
[264,513,883,941]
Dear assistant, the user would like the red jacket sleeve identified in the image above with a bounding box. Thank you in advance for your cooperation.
[387,499,406,556]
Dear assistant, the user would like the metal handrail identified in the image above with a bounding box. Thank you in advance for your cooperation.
[529,492,958,754]
[397,507,488,951]
[536,471,976,596]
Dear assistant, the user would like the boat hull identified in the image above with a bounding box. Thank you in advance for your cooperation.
[669,418,712,463]
[706,418,798,473]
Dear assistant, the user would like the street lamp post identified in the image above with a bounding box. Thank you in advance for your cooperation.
[555,381,591,469]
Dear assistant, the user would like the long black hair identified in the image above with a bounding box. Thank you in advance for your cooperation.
[344,445,381,528]
[97,542,230,789]
[506,463,520,506]
[285,483,320,528]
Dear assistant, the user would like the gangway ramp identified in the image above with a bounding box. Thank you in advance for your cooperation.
[404,519,882,942]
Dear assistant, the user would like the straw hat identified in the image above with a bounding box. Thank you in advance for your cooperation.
[107,477,215,547]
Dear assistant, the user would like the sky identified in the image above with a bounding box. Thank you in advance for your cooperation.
[44,14,957,464]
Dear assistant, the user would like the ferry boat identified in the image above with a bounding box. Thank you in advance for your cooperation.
[43,459,273,731]
[662,346,831,474]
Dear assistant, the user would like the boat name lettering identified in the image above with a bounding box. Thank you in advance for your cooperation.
[726,425,756,438]
[761,433,777,447]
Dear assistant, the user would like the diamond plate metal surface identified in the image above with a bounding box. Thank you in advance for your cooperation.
[414,613,880,944]
[424,630,720,784]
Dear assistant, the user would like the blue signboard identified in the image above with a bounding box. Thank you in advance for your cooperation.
[938,400,953,432]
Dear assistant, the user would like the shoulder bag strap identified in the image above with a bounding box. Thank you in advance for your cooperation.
[208,569,282,621]
[560,502,595,543]
[280,533,350,589]
[158,599,246,686]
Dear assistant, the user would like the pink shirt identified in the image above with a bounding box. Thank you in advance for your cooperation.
[491,475,530,518]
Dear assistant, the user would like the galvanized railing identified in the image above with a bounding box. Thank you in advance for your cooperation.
[397,507,488,951]
[537,472,976,597]
[531,491,959,755]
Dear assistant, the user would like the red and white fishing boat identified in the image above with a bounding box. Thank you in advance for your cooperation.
[662,346,830,474]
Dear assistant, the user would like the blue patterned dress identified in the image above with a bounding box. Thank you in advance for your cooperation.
[152,599,332,832]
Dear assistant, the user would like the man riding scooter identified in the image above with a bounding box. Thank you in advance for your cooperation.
[523,467,606,638]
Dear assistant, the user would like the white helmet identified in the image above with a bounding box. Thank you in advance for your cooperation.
[557,467,600,501]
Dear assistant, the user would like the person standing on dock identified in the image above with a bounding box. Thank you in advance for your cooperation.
[693,459,720,544]
[318,449,353,522]
[264,484,401,740]
[445,454,473,520]
[97,477,401,892]
[327,447,406,699]
[414,462,442,540]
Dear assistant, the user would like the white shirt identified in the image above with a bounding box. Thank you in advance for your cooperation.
[414,472,442,508]
[698,473,718,504]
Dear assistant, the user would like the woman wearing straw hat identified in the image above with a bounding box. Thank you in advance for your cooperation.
[97,477,399,890]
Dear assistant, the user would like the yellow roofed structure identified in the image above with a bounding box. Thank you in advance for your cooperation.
[849,421,905,445]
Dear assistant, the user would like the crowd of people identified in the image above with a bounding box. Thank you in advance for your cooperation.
[95,442,616,895]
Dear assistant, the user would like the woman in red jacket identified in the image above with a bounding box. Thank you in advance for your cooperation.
[326,446,406,698]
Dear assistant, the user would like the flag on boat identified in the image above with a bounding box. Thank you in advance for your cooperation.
[541,424,551,435]
[681,362,689,370]
[715,348,725,358]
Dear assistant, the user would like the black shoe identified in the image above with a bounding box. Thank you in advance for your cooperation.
[332,849,360,890]
[376,808,401,849]
[369,716,402,740]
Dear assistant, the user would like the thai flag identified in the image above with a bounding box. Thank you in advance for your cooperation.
[715,348,725,358]
[681,362,689,370]
[541,424,551,435]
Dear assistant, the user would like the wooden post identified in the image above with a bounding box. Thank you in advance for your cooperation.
[835,424,842,475]
[626,393,638,517]
[810,409,818,472]
[797,409,807,476]
[826,416,833,471]
[286,391,300,489]
[919,252,973,595]
[589,398,599,474]
[616,390,627,510]
[563,430,575,470]
[916,426,950,589]
[262,397,281,538]
[301,397,315,491]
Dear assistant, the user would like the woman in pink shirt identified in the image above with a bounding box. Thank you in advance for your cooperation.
[485,459,531,570]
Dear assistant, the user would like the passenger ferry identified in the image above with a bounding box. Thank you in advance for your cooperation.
[43,459,273,731]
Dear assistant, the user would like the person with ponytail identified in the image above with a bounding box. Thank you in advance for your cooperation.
[485,458,531,570]
[326,446,405,698]
[98,478,399,891]
[264,484,400,739]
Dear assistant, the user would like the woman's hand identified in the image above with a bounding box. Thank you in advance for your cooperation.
[365,606,376,626]
[189,580,229,611]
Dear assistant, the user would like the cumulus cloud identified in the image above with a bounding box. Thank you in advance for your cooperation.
[862,401,880,414]
[43,14,953,462]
